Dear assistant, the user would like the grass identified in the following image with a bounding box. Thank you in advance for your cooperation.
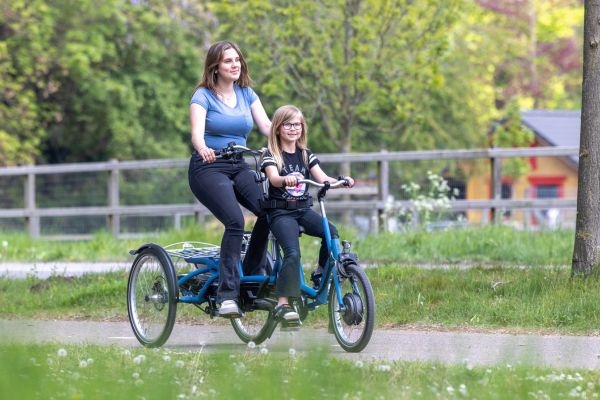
[1,343,600,399]
[0,225,576,266]
[4,265,600,335]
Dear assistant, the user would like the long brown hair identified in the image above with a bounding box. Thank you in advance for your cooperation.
[194,41,253,93]
[268,105,309,171]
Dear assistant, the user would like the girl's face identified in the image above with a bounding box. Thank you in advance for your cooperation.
[217,48,241,82]
[278,117,303,146]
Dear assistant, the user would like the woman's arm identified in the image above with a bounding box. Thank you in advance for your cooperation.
[250,99,272,137]
[310,164,355,187]
[190,103,216,163]
[264,165,297,187]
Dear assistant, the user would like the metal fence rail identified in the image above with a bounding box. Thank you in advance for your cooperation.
[0,146,580,238]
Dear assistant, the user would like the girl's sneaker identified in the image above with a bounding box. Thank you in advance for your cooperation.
[274,304,300,327]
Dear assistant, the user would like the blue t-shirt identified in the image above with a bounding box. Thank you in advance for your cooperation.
[190,84,259,149]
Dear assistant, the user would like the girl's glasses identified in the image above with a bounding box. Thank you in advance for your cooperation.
[282,122,302,130]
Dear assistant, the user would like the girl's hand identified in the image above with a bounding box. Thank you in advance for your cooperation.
[198,147,216,163]
[283,176,298,187]
[340,176,355,188]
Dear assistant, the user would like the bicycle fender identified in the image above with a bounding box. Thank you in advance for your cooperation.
[128,242,167,256]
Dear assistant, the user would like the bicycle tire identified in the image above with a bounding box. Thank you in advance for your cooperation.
[127,245,178,348]
[328,262,375,352]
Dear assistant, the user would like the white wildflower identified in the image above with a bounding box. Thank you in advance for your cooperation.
[288,348,296,357]
[86,358,94,364]
[57,348,67,357]
[260,347,269,355]
[354,360,364,369]
[133,355,146,364]
[135,379,144,386]
[459,384,468,396]
[163,355,171,362]
[175,360,185,368]
[132,372,140,379]
[2,240,7,248]
[79,360,88,368]
[446,386,455,395]
[247,341,256,349]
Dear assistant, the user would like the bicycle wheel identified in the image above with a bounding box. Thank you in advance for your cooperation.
[127,246,178,348]
[231,302,276,344]
[328,262,375,352]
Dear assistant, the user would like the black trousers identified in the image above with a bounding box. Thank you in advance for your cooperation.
[268,207,338,298]
[188,155,268,303]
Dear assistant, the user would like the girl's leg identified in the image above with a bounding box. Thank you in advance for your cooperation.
[188,161,245,306]
[298,209,338,269]
[268,211,302,299]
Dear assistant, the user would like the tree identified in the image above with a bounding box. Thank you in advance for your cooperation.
[1,0,210,165]
[210,0,480,163]
[572,1,600,276]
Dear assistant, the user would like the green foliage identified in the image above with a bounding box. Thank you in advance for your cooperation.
[1,0,207,165]
[493,101,535,178]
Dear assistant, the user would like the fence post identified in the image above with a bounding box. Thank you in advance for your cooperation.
[25,171,40,238]
[490,154,502,225]
[377,151,390,233]
[108,159,120,237]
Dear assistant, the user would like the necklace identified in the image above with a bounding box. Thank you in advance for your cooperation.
[216,90,235,103]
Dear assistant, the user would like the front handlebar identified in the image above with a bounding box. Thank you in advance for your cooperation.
[297,178,349,188]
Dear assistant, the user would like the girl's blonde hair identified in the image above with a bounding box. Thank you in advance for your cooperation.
[268,105,309,171]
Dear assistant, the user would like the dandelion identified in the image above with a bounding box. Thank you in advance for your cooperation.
[163,355,171,362]
[247,341,256,349]
[122,349,131,357]
[132,372,140,380]
[288,348,296,357]
[260,347,269,355]
[79,360,88,368]
[175,360,185,368]
[354,360,364,369]
[191,385,198,394]
[376,364,391,372]
[446,386,455,395]
[133,355,146,364]
[2,240,8,248]
[57,348,67,357]
[459,384,468,396]
[86,358,94,364]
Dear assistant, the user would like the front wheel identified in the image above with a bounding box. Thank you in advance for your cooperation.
[328,262,375,352]
[127,245,178,347]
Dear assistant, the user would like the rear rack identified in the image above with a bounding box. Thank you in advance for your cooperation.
[164,242,221,260]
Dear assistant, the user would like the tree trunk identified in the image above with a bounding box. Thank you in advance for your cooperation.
[572,0,600,276]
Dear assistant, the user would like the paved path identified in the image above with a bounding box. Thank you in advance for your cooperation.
[2,319,600,369]
[0,262,131,279]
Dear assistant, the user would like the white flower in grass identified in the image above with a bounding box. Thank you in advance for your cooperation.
[375,364,391,372]
[163,355,171,362]
[86,358,94,364]
[175,360,185,368]
[459,384,468,396]
[247,341,256,349]
[133,355,146,364]
[354,360,364,369]
[288,348,296,357]
[57,348,67,357]
[132,372,140,380]
[446,386,455,395]
[79,360,88,368]
[2,240,8,248]
[122,350,131,357]
[260,347,269,355]
[135,379,144,386]
[191,385,198,394]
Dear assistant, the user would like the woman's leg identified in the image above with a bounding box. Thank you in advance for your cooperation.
[232,165,269,275]
[188,161,245,304]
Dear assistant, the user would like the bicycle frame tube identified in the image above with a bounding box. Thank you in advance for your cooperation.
[178,265,218,304]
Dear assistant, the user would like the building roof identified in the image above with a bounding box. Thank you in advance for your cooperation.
[520,110,580,166]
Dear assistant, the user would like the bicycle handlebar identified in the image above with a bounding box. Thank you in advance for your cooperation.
[214,143,267,159]
[297,178,349,188]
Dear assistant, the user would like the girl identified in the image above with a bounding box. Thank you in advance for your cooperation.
[261,105,354,325]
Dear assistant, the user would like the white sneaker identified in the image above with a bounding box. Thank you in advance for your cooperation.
[219,300,241,318]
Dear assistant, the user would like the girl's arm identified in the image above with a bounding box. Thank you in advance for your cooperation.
[190,103,216,163]
[264,165,298,188]
[251,99,272,137]
[310,164,355,188]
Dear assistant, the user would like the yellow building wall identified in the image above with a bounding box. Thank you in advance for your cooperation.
[465,155,578,224]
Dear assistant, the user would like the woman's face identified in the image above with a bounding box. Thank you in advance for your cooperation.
[217,48,241,82]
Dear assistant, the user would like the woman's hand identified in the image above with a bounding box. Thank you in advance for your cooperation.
[198,147,216,163]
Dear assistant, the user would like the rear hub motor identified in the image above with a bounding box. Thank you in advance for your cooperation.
[342,293,364,325]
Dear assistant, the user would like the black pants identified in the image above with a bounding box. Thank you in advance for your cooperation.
[188,155,268,303]
[268,208,338,298]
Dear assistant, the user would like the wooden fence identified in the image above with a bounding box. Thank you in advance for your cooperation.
[0,146,580,238]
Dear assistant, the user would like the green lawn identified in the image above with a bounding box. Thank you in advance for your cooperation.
[1,343,598,400]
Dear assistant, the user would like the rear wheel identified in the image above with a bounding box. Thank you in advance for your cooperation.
[127,246,178,348]
[328,262,375,352]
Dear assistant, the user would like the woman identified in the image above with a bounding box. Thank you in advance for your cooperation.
[188,40,271,318]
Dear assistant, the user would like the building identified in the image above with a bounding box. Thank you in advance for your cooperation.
[465,110,580,228]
